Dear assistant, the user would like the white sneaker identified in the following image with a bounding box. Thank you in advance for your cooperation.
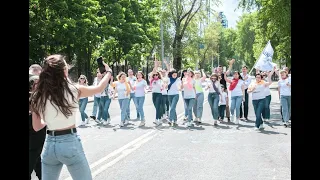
[183,116,188,121]
[120,121,124,127]
[187,122,191,127]
[102,120,108,125]
[106,118,111,124]
[157,119,162,125]
[254,127,259,131]
[95,119,101,124]
[124,120,129,125]
[86,119,90,124]
[139,121,145,126]
[259,124,264,129]
[81,121,86,126]
[198,118,201,123]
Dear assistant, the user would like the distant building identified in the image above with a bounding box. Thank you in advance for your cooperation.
[218,12,228,28]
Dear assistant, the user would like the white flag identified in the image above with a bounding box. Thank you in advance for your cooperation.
[254,41,276,71]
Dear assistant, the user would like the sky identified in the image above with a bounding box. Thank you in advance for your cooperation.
[216,0,244,28]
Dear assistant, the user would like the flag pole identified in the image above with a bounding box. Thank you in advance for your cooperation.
[248,40,270,75]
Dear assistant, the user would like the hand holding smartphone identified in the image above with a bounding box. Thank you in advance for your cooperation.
[96,57,106,74]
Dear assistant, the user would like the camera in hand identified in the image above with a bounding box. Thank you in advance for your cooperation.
[96,57,106,74]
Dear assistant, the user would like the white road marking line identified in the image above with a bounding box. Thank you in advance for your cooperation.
[91,132,158,178]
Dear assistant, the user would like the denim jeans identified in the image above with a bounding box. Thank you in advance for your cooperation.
[136,96,145,120]
[230,95,243,118]
[218,105,226,119]
[262,95,271,119]
[79,98,88,122]
[184,98,195,122]
[208,92,220,120]
[160,95,169,117]
[118,98,129,122]
[280,95,291,122]
[193,92,204,118]
[181,91,188,117]
[127,93,139,120]
[41,133,92,180]
[252,98,265,128]
[91,96,100,117]
[99,96,111,120]
[168,94,179,122]
[152,92,162,119]
[240,89,249,118]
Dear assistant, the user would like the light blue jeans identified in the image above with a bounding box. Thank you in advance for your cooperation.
[208,92,220,120]
[127,93,139,120]
[280,95,291,122]
[91,96,100,117]
[184,98,195,122]
[99,96,111,120]
[136,96,145,120]
[79,98,88,122]
[193,92,204,119]
[230,95,243,118]
[168,94,179,122]
[181,91,188,117]
[119,98,129,122]
[41,133,92,180]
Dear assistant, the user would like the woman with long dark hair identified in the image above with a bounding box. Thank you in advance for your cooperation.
[30,54,112,179]
[167,69,181,126]
[180,69,188,121]
[149,60,163,125]
[206,73,222,125]
[78,75,89,125]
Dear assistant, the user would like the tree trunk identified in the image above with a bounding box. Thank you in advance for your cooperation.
[172,35,182,70]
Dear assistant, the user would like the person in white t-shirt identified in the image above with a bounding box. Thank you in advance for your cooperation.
[181,70,196,127]
[206,73,222,125]
[90,71,102,121]
[218,86,228,122]
[127,69,139,120]
[224,59,245,124]
[248,70,274,130]
[160,67,170,120]
[78,75,89,125]
[149,60,163,125]
[193,69,206,123]
[133,71,148,126]
[277,70,291,127]
[167,69,181,126]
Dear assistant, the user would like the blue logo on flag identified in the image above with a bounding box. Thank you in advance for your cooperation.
[263,51,272,57]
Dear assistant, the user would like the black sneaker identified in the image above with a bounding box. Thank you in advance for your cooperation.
[90,116,96,120]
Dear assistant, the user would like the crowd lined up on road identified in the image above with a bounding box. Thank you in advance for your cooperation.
[29,55,291,180]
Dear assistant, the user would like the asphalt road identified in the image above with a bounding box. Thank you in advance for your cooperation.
[32,82,290,180]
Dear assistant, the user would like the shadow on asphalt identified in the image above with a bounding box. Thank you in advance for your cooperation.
[213,125,232,129]
[236,124,254,129]
[258,129,288,135]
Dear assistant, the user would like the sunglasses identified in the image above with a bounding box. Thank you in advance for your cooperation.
[80,78,85,80]
[153,74,159,76]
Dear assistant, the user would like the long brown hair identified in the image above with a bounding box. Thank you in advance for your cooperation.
[30,54,78,118]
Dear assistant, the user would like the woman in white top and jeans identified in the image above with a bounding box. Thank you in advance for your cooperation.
[149,60,163,125]
[224,59,245,124]
[206,73,222,125]
[193,69,206,123]
[181,70,196,127]
[30,54,112,180]
[133,71,148,126]
[90,71,102,121]
[78,75,89,125]
[278,70,291,127]
[167,69,181,126]
[248,70,274,130]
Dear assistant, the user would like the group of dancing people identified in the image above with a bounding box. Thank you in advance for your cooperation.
[29,54,291,180]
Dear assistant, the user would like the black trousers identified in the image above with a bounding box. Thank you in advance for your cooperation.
[240,89,249,118]
[29,127,46,180]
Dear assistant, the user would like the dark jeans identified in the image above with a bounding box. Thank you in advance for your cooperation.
[240,89,249,118]
[208,92,220,120]
[29,127,46,180]
[218,105,226,119]
[160,95,169,117]
[99,96,111,120]
[252,98,265,128]
[262,95,271,119]
[152,93,162,119]
[184,98,195,122]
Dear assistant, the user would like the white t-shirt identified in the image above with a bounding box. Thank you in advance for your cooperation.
[250,82,266,100]
[278,78,291,96]
[241,73,251,89]
[127,76,137,93]
[230,79,244,97]
[134,79,147,97]
[167,78,181,95]
[264,80,271,96]
[219,92,228,105]
[162,76,169,95]
[150,79,162,93]
[182,78,196,99]
[92,78,101,98]
[114,81,129,99]
[207,80,222,94]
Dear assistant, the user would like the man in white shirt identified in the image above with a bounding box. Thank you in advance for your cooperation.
[240,66,251,120]
[127,69,139,120]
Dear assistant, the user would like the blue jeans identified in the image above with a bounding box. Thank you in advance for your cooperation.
[127,93,139,119]
[41,133,92,180]
[230,95,243,118]
[168,94,179,122]
[219,105,226,119]
[91,96,100,117]
[193,92,204,118]
[252,98,265,128]
[118,98,129,122]
[136,96,145,120]
[262,95,271,119]
[184,98,195,122]
[208,92,220,120]
[161,95,169,117]
[99,96,111,120]
[280,95,291,122]
[79,98,88,122]
[181,91,188,117]
[152,93,162,119]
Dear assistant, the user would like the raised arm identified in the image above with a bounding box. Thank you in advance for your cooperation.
[265,67,276,86]
[78,62,112,98]
[164,60,171,72]
[225,59,235,83]
[201,69,206,82]
[149,59,159,79]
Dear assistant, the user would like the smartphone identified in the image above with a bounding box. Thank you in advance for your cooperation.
[96,57,106,74]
